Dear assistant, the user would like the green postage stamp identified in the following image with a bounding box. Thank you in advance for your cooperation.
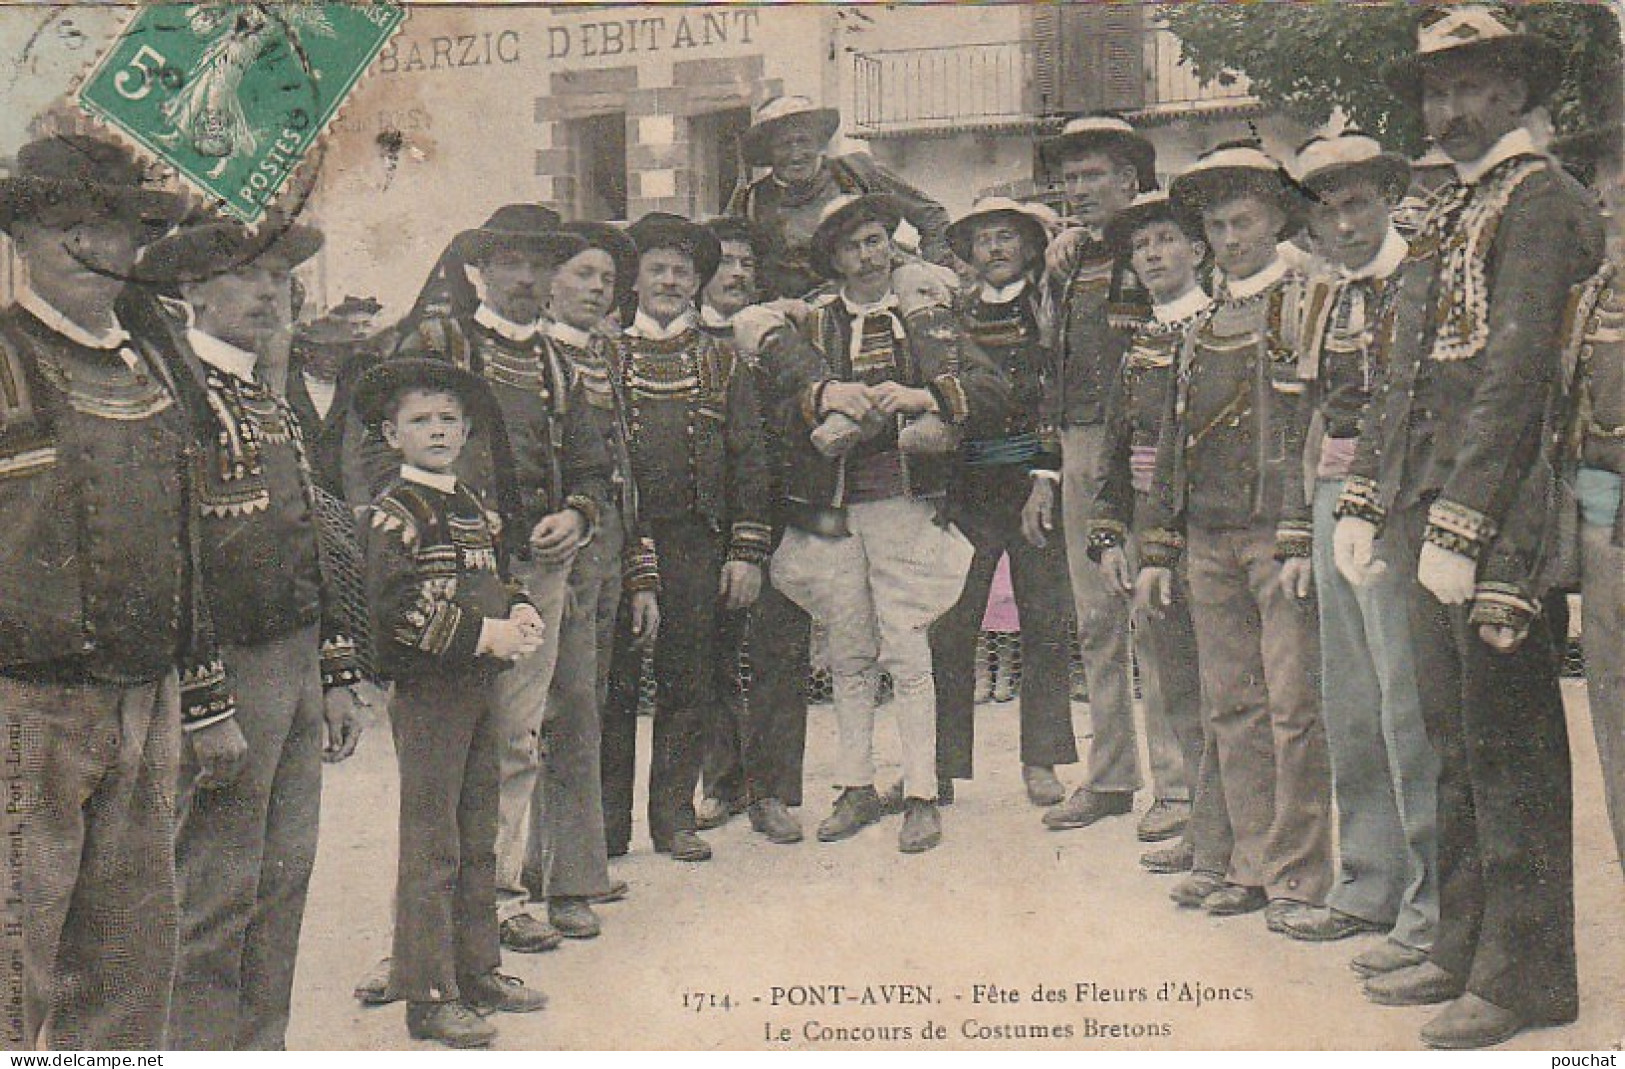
[77,3,405,223]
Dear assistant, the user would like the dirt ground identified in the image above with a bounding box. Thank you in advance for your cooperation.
[288,681,1625,1051]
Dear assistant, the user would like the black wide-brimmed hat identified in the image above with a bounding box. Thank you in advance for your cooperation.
[448,204,587,266]
[352,357,489,426]
[137,210,323,283]
[740,95,842,168]
[0,134,186,235]
[946,197,1052,268]
[1294,133,1412,202]
[808,194,902,280]
[559,220,640,300]
[1169,142,1307,237]
[1104,191,1205,257]
[1384,5,1563,108]
[627,212,722,287]
[1040,113,1158,192]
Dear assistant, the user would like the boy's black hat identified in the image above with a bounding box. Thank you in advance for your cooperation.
[353,358,488,425]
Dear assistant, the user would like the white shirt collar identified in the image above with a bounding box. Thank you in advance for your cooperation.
[187,327,259,382]
[1221,254,1290,302]
[1343,228,1410,283]
[302,371,337,419]
[16,285,129,350]
[1152,286,1213,325]
[627,308,695,341]
[548,320,595,349]
[1453,127,1538,185]
[700,303,738,329]
[474,303,543,343]
[978,277,1028,304]
[400,464,459,493]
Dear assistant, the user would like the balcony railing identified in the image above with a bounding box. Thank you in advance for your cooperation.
[1139,25,1255,114]
[851,42,1031,137]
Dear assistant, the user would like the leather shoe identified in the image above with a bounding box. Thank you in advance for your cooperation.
[1350,940,1430,978]
[354,956,396,1005]
[1202,884,1267,916]
[407,1001,496,1048]
[1420,993,1529,1049]
[1136,799,1190,842]
[1043,789,1133,830]
[1363,962,1462,1007]
[748,798,804,844]
[1169,871,1225,908]
[937,777,955,806]
[548,897,601,939]
[1274,906,1387,942]
[1022,765,1066,807]
[588,879,629,905]
[665,829,713,862]
[1140,842,1194,874]
[878,780,906,815]
[1264,899,1320,933]
[499,912,562,953]
[898,797,942,853]
[459,970,548,1014]
[695,796,731,830]
[819,786,882,842]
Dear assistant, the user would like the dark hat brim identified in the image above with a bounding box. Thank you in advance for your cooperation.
[0,176,187,236]
[628,216,723,288]
[352,357,490,426]
[136,222,323,284]
[1040,129,1158,192]
[809,194,903,280]
[1104,199,1205,257]
[1300,153,1413,204]
[1384,34,1563,107]
[741,107,841,168]
[559,221,640,298]
[449,227,588,267]
[1169,167,1307,238]
[946,208,1051,269]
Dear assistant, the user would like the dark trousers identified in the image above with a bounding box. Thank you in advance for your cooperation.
[603,515,724,849]
[1395,507,1577,1023]
[931,467,1077,778]
[701,556,812,808]
[0,672,180,1051]
[171,628,323,1051]
[388,670,502,1004]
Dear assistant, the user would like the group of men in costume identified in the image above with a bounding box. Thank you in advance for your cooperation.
[1,3,1621,1052]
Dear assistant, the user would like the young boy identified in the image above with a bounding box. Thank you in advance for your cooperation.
[357,359,549,1048]
[1090,191,1218,885]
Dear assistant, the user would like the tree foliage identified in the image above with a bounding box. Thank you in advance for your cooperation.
[1158,1,1622,156]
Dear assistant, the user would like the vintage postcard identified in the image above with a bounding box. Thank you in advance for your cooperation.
[1,0,1623,1054]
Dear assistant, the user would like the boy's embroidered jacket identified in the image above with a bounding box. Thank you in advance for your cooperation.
[1140,263,1314,568]
[614,323,772,565]
[390,313,615,560]
[780,299,1009,528]
[1089,303,1206,558]
[1046,230,1150,428]
[0,297,234,727]
[955,284,1060,473]
[365,475,530,680]
[1339,152,1604,628]
[546,327,660,592]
